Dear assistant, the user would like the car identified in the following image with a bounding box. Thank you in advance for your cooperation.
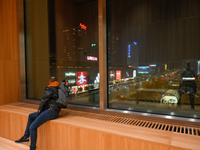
[160,89,180,105]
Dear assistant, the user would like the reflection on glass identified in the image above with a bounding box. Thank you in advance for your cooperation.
[51,0,99,107]
[107,0,200,118]
[25,0,99,106]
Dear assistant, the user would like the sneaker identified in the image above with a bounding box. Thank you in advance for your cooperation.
[15,136,29,143]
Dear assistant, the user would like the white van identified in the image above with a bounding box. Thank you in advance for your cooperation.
[160,89,180,105]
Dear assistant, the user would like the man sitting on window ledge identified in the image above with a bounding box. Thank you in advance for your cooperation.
[15,76,63,150]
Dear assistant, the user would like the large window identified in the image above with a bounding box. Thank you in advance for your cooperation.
[24,0,200,118]
[107,0,200,118]
[25,0,99,106]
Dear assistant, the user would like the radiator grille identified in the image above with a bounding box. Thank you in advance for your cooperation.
[68,110,200,136]
[10,103,200,137]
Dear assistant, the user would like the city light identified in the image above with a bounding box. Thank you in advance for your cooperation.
[116,70,121,80]
[128,45,131,58]
[65,72,76,77]
[165,64,167,71]
[133,70,136,77]
[138,66,149,69]
[126,72,129,77]
[80,23,87,30]
[110,70,115,81]
[149,64,156,67]
[87,56,98,61]
[94,73,100,83]
[68,79,76,84]
[77,71,87,85]
[182,77,196,81]
[138,66,149,74]
[91,43,96,47]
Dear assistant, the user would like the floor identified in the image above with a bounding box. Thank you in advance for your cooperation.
[0,137,29,150]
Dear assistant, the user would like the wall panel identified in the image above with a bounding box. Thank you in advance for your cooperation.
[0,105,193,150]
[0,0,19,105]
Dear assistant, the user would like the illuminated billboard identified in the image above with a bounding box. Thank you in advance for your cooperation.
[149,64,156,67]
[68,79,76,84]
[87,56,98,61]
[138,66,149,74]
[110,70,115,81]
[165,64,167,71]
[128,45,131,58]
[116,70,121,80]
[65,72,76,77]
[133,70,136,77]
[76,71,87,85]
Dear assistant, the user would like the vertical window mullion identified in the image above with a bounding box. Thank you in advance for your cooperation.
[98,0,107,110]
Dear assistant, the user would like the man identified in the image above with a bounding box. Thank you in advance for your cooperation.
[15,76,63,150]
[178,62,197,109]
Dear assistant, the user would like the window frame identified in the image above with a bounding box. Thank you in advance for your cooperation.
[18,0,200,124]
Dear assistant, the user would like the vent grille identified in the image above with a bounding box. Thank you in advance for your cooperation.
[68,110,200,136]
[10,103,200,137]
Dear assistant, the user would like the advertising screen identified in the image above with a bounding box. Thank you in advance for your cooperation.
[133,70,136,77]
[116,70,121,80]
[68,79,76,84]
[138,66,149,74]
[87,56,98,61]
[110,70,115,81]
[65,72,76,77]
[76,71,87,85]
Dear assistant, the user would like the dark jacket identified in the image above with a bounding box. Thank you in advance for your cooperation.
[180,68,197,92]
[37,85,63,117]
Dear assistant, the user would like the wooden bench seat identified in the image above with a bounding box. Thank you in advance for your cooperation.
[0,103,200,150]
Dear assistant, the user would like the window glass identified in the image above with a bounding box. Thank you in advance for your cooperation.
[25,0,99,107]
[107,0,200,118]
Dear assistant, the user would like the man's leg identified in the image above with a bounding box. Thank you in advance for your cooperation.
[24,112,37,139]
[29,109,59,150]
[187,87,195,109]
[15,112,37,143]
[189,94,195,109]
[178,87,185,106]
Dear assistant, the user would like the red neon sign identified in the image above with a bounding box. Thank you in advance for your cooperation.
[77,71,87,85]
[80,23,87,30]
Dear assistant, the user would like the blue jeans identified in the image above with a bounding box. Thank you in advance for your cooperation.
[178,86,195,108]
[24,109,59,149]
